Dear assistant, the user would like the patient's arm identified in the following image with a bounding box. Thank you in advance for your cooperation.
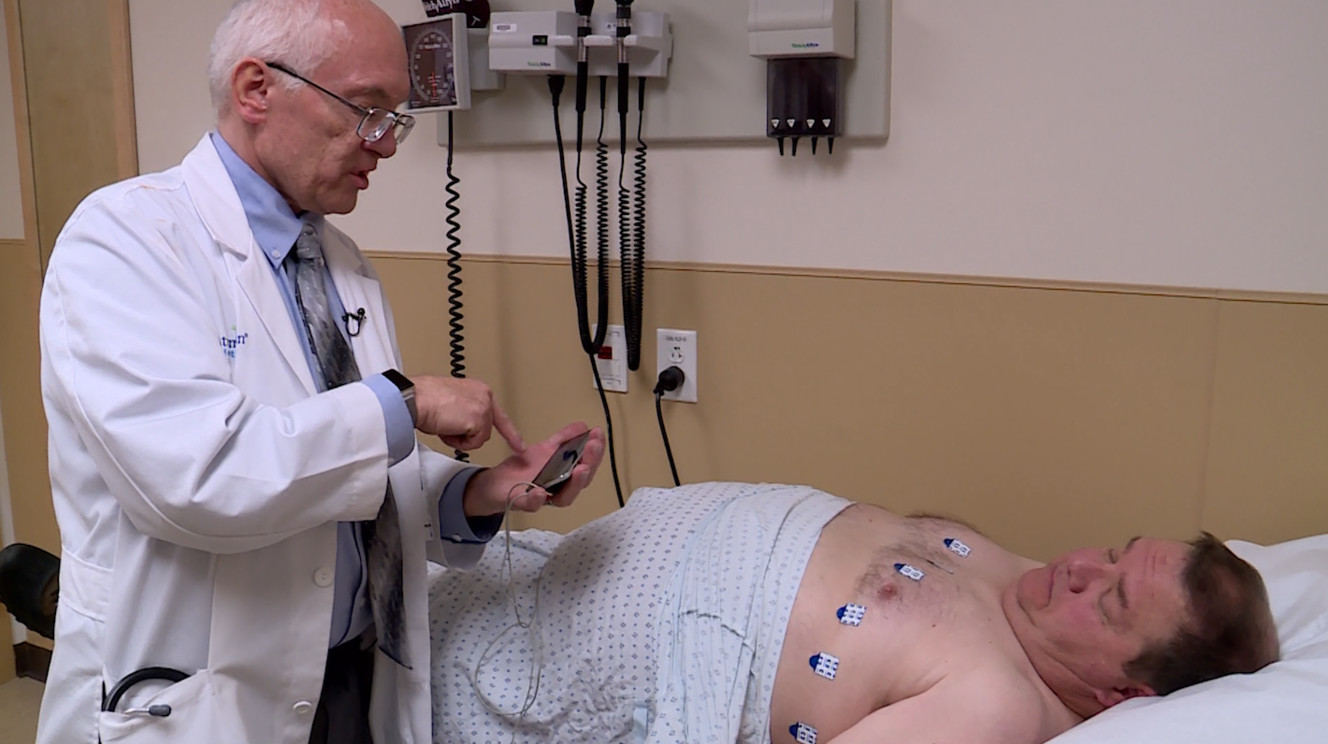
[826,672,1055,744]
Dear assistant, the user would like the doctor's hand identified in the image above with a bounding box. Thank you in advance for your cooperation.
[462,422,606,517]
[412,376,524,453]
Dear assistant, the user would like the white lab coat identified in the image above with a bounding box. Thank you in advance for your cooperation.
[36,136,480,744]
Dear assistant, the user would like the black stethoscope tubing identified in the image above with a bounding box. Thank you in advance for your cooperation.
[101,665,189,715]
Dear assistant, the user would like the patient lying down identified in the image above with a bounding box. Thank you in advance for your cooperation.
[428,483,1278,744]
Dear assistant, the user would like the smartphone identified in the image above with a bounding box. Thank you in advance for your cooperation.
[532,431,591,495]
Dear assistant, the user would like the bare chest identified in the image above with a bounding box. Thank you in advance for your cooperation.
[769,507,1039,743]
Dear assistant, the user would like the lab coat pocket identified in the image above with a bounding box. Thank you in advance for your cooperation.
[96,669,234,743]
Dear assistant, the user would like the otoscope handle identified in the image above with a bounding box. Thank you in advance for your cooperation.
[577,62,590,113]
[615,0,632,116]
[618,65,630,116]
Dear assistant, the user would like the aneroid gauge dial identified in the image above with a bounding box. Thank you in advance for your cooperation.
[408,26,457,108]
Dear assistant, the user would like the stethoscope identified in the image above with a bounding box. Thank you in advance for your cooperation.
[101,666,190,718]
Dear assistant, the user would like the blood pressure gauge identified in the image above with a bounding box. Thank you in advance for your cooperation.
[402,14,471,111]
[410,27,456,106]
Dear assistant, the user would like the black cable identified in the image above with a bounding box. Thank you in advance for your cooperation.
[653,393,679,487]
[443,112,468,462]
[570,4,606,357]
[549,76,577,297]
[596,77,611,315]
[570,152,607,355]
[544,78,604,361]
[549,75,624,508]
[615,0,633,159]
[589,353,623,507]
[614,0,640,371]
[573,168,590,346]
[617,156,634,368]
[653,366,684,487]
[574,0,595,140]
[626,76,648,371]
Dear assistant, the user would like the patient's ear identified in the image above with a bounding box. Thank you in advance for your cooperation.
[1095,682,1158,708]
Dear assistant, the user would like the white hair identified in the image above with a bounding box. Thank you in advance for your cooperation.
[207,0,352,115]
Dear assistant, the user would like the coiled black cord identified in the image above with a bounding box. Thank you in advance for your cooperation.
[626,76,648,372]
[613,1,644,371]
[444,112,468,463]
[596,77,611,301]
[549,75,624,508]
[570,168,606,355]
[573,178,590,342]
[572,3,601,356]
[617,157,635,367]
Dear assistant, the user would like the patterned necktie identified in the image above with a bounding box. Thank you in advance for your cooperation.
[293,223,410,669]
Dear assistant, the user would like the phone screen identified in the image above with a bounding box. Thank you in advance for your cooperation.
[532,431,591,493]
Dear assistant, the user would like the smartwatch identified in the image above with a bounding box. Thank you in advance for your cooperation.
[382,369,417,426]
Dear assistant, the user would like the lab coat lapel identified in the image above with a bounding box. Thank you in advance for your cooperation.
[233,256,319,393]
[180,136,318,394]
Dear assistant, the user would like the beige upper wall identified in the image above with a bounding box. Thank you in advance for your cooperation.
[131,0,1328,293]
[0,5,21,239]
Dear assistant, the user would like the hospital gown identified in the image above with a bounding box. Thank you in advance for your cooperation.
[428,482,850,744]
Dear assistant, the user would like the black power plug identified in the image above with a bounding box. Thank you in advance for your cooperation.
[654,365,685,396]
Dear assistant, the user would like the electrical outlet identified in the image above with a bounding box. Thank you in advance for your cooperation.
[656,329,697,403]
[592,324,628,393]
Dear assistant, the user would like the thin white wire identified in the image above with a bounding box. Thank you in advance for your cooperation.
[468,481,551,739]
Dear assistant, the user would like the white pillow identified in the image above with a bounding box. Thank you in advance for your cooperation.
[1045,533,1328,744]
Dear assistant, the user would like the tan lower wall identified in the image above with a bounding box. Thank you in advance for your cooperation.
[0,236,44,682]
[0,238,52,556]
[3,250,1325,567]
[1203,300,1328,542]
[0,597,12,683]
[374,255,1328,561]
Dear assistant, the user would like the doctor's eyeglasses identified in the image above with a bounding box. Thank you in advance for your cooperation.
[265,61,415,145]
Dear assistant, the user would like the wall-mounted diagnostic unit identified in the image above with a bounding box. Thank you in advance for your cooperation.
[440,0,890,149]
[749,0,856,155]
[487,9,673,78]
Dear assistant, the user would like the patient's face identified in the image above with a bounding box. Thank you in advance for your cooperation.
[1004,537,1192,704]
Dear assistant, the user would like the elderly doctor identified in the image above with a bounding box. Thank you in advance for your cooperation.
[35,1,606,742]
